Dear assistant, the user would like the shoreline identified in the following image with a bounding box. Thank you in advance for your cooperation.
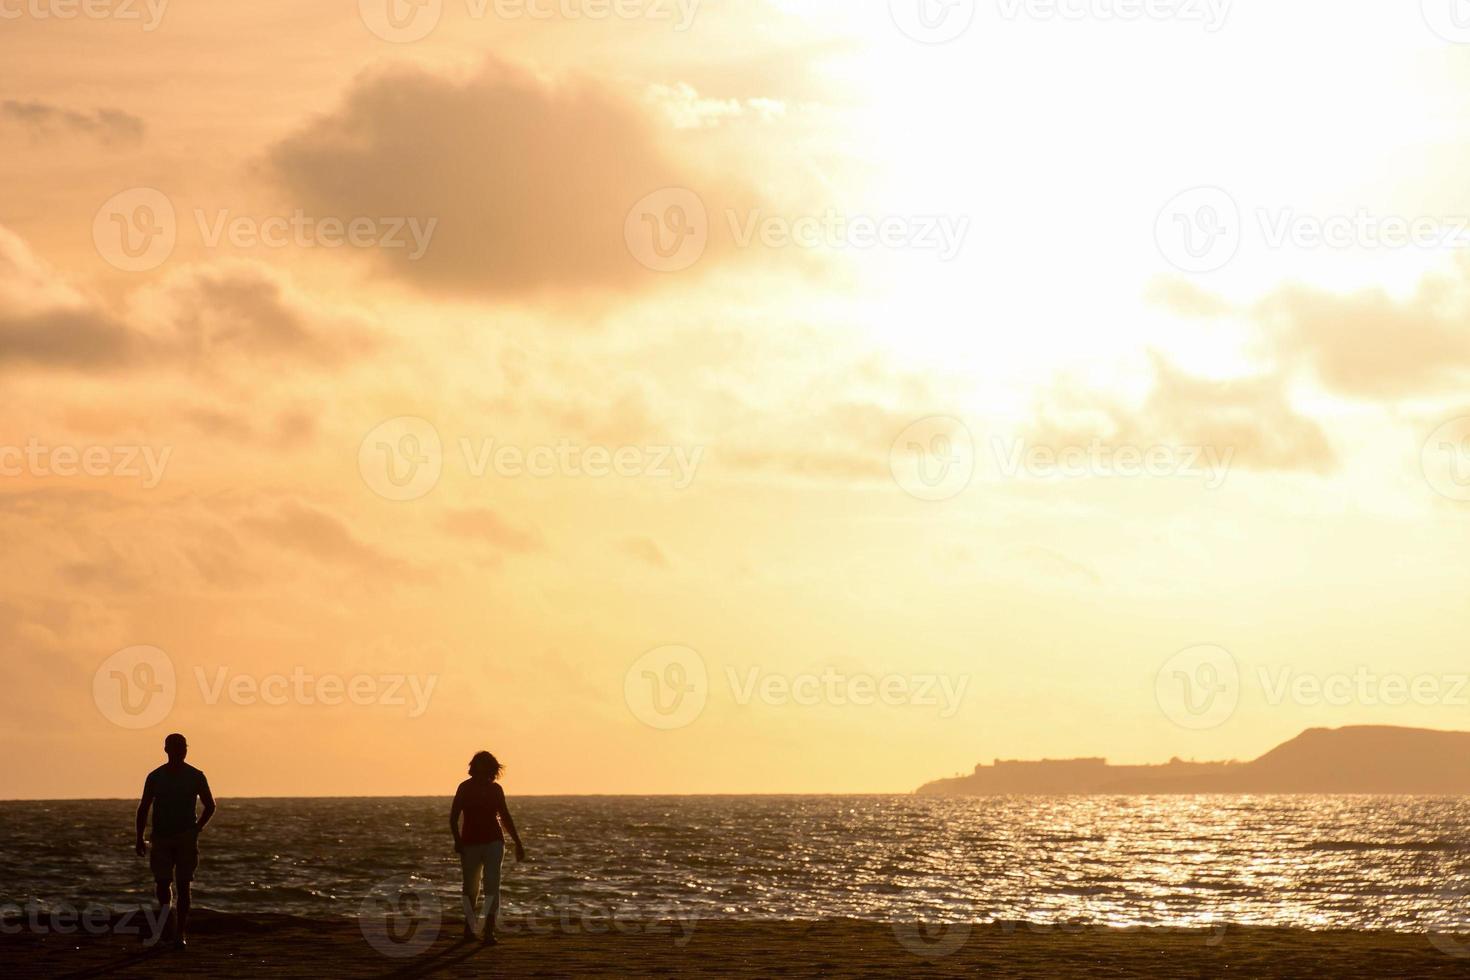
[4,911,1469,978]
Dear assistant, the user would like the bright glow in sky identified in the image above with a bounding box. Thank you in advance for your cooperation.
[4,1,1470,798]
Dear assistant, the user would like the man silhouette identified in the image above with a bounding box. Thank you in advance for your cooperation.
[135,733,216,948]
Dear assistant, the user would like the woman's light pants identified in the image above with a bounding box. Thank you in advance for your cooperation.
[460,841,504,935]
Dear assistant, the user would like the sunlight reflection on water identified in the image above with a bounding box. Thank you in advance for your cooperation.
[3,795,1469,931]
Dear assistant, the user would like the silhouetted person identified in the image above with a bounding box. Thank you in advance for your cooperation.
[135,733,215,948]
[450,751,525,944]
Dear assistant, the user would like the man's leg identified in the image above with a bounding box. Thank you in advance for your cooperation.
[147,839,175,945]
[174,881,191,946]
[151,879,172,945]
[460,847,484,939]
[173,838,198,947]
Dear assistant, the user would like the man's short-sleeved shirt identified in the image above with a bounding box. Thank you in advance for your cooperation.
[145,764,209,839]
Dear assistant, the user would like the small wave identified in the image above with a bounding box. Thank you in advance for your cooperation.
[1304,840,1466,853]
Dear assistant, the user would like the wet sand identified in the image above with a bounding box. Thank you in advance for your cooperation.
[4,911,1468,978]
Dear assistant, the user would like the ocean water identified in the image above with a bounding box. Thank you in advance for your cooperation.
[3,795,1470,933]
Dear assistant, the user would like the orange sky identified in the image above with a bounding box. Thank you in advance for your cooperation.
[4,2,1470,798]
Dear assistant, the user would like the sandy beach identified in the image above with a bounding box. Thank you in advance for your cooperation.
[4,911,1467,979]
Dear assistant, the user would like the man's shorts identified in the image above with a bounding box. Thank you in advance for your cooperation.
[149,832,199,883]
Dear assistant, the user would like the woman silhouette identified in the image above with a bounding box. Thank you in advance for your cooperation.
[449,751,526,943]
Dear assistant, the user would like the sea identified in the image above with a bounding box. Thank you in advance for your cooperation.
[4,795,1470,934]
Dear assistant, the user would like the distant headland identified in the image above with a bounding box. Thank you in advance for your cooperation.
[915,726,1470,795]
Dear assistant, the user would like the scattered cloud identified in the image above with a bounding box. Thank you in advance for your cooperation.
[1257,268,1470,400]
[0,226,376,373]
[1029,353,1335,474]
[1146,276,1236,318]
[1150,262,1470,403]
[245,500,400,569]
[621,535,669,568]
[645,83,787,130]
[133,261,378,366]
[1,99,145,145]
[442,508,543,554]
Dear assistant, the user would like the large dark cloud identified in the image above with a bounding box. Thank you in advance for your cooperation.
[267,58,739,299]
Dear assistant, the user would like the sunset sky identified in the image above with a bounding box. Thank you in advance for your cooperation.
[4,1,1470,798]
